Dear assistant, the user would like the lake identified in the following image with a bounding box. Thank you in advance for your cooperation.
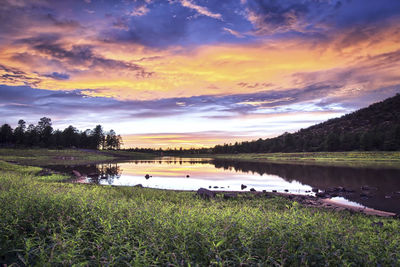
[49,157,400,213]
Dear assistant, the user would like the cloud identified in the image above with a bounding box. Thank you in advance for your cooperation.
[18,36,152,77]
[242,0,400,37]
[44,72,70,80]
[123,131,259,148]
[223,27,244,38]
[178,0,222,20]
[129,5,150,17]
[0,64,41,86]
[244,0,311,35]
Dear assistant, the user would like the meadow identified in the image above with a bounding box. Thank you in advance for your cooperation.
[209,151,400,169]
[0,148,153,166]
[0,153,400,266]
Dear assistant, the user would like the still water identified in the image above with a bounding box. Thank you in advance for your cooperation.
[50,157,400,213]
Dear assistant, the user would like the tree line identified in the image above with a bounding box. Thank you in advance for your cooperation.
[213,94,400,153]
[212,125,400,154]
[0,117,122,150]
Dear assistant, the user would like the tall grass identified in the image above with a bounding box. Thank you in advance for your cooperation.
[211,151,400,168]
[1,161,399,266]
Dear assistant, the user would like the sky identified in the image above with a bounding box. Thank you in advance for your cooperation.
[1,0,400,148]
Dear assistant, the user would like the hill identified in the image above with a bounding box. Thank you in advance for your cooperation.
[213,93,400,153]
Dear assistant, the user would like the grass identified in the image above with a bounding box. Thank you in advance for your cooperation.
[1,160,400,266]
[207,151,400,168]
[0,148,154,166]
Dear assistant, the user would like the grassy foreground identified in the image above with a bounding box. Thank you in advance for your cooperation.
[1,161,400,266]
[209,151,400,168]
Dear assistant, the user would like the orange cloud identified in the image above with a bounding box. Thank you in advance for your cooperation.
[2,21,400,103]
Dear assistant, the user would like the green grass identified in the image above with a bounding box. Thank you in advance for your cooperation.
[0,148,154,166]
[207,151,400,168]
[1,161,400,266]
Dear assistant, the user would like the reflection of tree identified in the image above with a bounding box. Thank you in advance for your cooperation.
[88,163,121,184]
[129,159,210,165]
[211,159,400,213]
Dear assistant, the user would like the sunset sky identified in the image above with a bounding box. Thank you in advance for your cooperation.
[1,0,400,148]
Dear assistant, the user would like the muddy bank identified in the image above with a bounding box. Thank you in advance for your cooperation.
[199,189,398,217]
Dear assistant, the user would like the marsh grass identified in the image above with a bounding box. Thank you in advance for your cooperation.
[210,151,400,169]
[0,148,154,166]
[0,160,400,266]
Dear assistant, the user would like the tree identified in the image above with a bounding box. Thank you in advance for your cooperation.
[37,117,53,147]
[324,132,340,151]
[0,124,13,145]
[14,119,26,145]
[63,125,79,147]
[79,129,91,149]
[91,125,105,149]
[105,130,122,150]
[25,124,39,146]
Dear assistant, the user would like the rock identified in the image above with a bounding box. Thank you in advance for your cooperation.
[371,221,384,228]
[88,173,99,178]
[344,188,355,193]
[72,170,82,177]
[250,188,256,192]
[145,174,150,179]
[312,188,319,193]
[134,184,143,188]
[316,192,329,198]
[241,184,247,190]
[223,193,237,199]
[197,188,216,199]
[361,185,377,191]
[37,169,53,176]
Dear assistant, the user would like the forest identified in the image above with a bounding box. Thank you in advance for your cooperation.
[211,94,400,153]
[213,94,400,153]
[0,117,122,150]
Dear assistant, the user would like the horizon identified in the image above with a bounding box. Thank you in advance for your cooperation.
[1,0,400,148]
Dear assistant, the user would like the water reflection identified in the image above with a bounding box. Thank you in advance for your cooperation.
[49,158,400,213]
[212,160,400,213]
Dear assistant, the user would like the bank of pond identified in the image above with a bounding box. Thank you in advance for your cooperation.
[48,157,400,214]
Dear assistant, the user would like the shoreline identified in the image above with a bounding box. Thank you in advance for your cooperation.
[70,173,398,217]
